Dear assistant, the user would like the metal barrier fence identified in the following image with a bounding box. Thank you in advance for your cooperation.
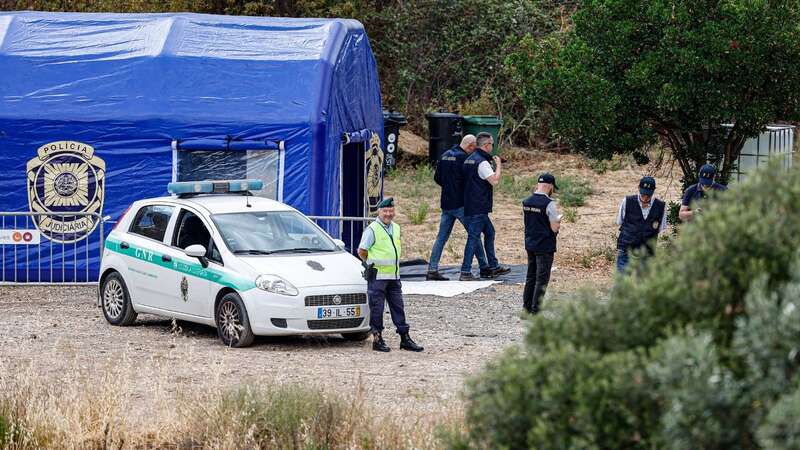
[0,212,104,284]
[307,215,373,256]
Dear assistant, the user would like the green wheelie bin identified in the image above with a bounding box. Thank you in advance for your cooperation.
[463,115,503,154]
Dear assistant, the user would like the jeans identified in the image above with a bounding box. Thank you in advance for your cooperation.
[428,207,487,272]
[522,251,554,313]
[461,214,499,274]
[616,248,629,273]
[367,279,409,334]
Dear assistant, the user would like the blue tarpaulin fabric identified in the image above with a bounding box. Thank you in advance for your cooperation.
[0,11,383,282]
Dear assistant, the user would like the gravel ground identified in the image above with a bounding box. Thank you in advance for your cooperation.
[0,282,530,417]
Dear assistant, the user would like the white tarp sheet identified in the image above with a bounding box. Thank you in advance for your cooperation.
[401,280,500,297]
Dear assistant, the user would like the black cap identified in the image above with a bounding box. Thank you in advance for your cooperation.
[377,197,395,208]
[639,176,656,196]
[538,172,558,190]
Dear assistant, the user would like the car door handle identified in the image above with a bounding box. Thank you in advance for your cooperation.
[162,255,172,262]
[120,242,129,249]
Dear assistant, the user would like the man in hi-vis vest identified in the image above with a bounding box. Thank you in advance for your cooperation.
[358,197,424,353]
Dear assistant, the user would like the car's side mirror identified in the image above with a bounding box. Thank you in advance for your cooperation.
[332,239,345,249]
[185,244,208,268]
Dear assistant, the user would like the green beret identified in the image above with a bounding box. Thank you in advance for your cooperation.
[377,197,395,208]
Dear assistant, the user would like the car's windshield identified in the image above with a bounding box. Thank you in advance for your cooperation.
[212,211,338,254]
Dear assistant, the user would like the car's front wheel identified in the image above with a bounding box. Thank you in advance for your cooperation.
[101,272,137,326]
[215,292,255,348]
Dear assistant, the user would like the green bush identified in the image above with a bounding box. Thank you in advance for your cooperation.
[758,387,800,450]
[408,202,429,225]
[459,163,800,449]
[557,175,592,207]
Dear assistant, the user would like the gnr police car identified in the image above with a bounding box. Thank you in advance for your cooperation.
[98,179,369,347]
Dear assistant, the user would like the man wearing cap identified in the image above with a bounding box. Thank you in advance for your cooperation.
[357,197,424,353]
[615,176,667,272]
[522,173,562,314]
[427,134,489,281]
[679,164,727,222]
[460,132,512,281]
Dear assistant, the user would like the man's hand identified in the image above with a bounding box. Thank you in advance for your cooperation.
[493,155,502,168]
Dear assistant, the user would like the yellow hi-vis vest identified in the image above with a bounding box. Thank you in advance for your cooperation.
[366,220,401,280]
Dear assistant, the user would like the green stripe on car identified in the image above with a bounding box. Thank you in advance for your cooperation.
[105,236,256,291]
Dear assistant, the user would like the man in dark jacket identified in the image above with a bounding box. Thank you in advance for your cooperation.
[460,132,511,281]
[615,176,667,272]
[678,164,727,222]
[522,173,561,314]
[427,134,488,280]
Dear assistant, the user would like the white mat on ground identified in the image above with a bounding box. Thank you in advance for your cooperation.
[401,280,500,297]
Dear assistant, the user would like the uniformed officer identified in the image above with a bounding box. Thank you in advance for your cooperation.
[615,176,667,272]
[678,164,727,222]
[459,132,511,281]
[427,134,489,280]
[521,173,561,314]
[357,197,424,353]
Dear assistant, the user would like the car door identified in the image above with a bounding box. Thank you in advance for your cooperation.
[121,203,177,309]
[158,207,221,319]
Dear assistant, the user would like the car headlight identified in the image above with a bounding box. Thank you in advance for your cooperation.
[255,275,299,296]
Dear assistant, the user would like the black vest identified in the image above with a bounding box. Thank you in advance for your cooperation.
[523,193,557,253]
[617,195,665,251]
[435,145,468,210]
[463,150,493,216]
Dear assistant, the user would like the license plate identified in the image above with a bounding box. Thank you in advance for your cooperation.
[317,305,362,319]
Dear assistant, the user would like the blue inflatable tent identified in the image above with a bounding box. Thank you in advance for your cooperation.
[0,11,384,282]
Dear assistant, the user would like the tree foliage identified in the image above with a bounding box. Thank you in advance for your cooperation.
[508,0,800,184]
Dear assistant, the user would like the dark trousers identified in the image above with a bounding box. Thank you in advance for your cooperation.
[367,279,409,334]
[461,214,499,274]
[522,251,554,313]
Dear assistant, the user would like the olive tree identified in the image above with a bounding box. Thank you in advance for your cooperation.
[508,0,800,184]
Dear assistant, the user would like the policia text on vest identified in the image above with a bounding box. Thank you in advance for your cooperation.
[357,198,424,353]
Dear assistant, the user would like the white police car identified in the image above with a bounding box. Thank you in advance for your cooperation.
[98,179,369,347]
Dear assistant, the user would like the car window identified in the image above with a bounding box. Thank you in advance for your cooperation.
[212,210,338,254]
[173,210,211,250]
[129,205,174,242]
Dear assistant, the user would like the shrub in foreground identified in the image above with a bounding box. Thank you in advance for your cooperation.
[458,164,800,449]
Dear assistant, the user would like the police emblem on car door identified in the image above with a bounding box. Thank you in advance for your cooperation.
[180,276,189,302]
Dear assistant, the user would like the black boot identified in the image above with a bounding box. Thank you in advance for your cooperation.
[399,333,424,352]
[426,271,449,281]
[372,333,390,352]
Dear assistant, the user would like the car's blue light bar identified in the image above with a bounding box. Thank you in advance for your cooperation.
[167,179,264,195]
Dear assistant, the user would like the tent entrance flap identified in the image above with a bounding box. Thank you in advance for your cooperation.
[341,141,368,249]
[172,139,285,201]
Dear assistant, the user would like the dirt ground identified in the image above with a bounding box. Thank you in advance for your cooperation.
[0,148,678,424]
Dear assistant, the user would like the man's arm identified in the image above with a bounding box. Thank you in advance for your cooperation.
[678,204,693,222]
[547,201,561,233]
[357,227,374,261]
[479,157,502,186]
[615,198,626,226]
[433,160,443,186]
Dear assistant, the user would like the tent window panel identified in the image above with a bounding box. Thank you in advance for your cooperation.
[177,150,281,200]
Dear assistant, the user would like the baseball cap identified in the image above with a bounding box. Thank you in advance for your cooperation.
[698,164,716,186]
[538,172,559,190]
[639,176,656,196]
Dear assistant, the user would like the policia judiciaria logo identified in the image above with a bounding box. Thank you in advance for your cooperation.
[365,133,384,214]
[26,141,106,243]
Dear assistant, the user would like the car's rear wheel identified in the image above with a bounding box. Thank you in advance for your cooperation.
[341,331,370,341]
[215,292,254,348]
[101,272,137,326]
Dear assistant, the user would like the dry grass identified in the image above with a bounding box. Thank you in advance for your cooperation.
[0,355,458,449]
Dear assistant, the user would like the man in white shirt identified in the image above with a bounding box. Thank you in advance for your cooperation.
[615,176,667,272]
